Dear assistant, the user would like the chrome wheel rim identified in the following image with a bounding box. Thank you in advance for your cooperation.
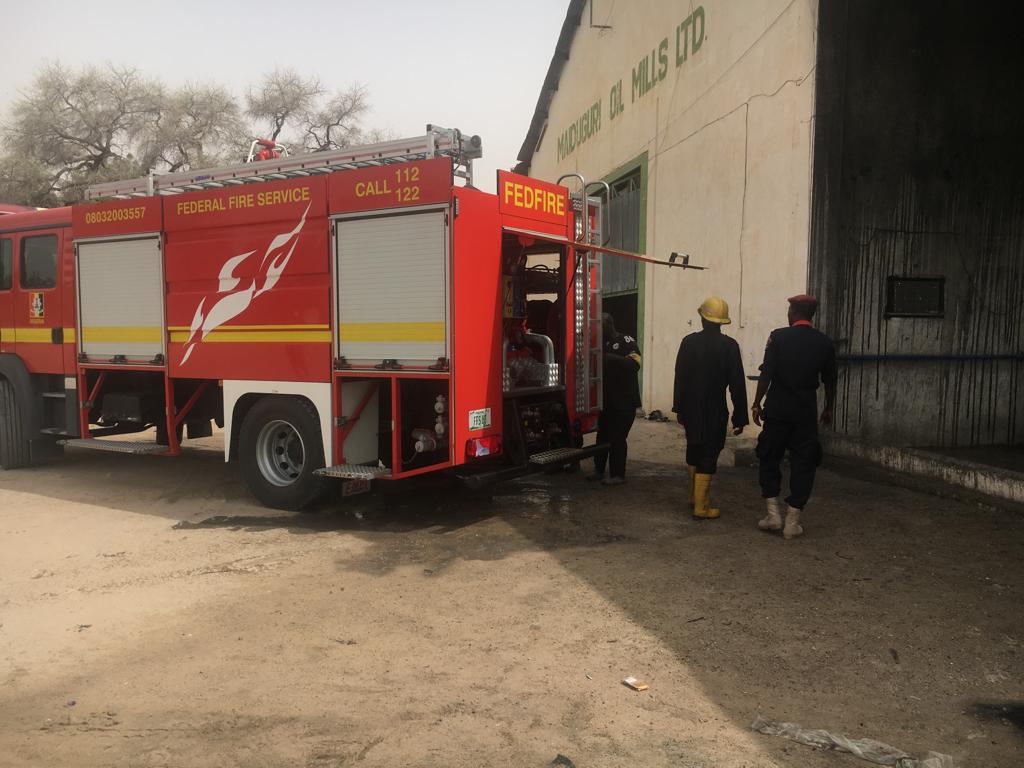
[256,419,305,487]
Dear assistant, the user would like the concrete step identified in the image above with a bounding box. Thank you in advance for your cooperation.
[822,433,1024,506]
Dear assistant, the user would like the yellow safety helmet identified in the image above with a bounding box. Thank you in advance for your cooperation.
[698,296,731,325]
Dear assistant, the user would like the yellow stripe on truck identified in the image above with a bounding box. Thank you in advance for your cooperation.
[168,329,331,343]
[339,322,445,342]
[166,324,330,332]
[9,327,55,343]
[81,326,162,343]
[6,325,343,344]
[2,327,76,343]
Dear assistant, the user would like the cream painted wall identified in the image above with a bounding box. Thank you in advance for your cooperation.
[528,0,818,414]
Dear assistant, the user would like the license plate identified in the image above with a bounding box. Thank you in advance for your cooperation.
[342,478,371,497]
[468,407,492,430]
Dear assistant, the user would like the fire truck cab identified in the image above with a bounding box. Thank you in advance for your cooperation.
[0,126,614,509]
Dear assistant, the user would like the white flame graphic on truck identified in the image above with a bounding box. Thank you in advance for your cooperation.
[180,202,311,364]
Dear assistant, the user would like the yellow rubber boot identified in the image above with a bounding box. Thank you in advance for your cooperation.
[687,466,697,507]
[693,473,720,519]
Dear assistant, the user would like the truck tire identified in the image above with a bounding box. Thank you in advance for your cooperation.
[0,378,30,470]
[239,396,328,510]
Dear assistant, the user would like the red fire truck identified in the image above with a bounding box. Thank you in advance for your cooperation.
[0,126,624,509]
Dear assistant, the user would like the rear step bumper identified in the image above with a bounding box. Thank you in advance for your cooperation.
[458,444,609,489]
[528,445,607,466]
[314,464,392,480]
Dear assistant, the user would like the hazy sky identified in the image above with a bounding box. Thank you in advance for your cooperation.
[0,0,569,193]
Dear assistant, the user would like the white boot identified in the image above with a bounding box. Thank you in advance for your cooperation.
[783,506,804,540]
[758,497,783,531]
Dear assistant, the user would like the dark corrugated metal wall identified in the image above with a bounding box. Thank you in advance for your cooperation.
[809,0,1024,447]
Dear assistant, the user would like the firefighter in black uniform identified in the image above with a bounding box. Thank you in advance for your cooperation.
[751,294,838,539]
[590,313,641,486]
[672,297,748,519]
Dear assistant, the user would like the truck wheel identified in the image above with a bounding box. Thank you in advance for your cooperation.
[239,396,327,510]
[0,378,30,470]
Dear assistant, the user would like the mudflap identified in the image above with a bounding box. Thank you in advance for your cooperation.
[342,478,372,497]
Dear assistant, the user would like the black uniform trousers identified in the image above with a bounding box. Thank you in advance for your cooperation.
[757,416,822,509]
[685,442,721,475]
[595,407,637,478]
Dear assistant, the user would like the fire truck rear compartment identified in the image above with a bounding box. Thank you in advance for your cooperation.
[459,233,608,485]
[400,379,450,468]
[501,236,565,396]
[320,376,451,481]
[498,236,586,467]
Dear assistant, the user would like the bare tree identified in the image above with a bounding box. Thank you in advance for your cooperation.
[141,83,244,171]
[3,62,162,200]
[246,69,322,143]
[0,155,58,207]
[352,126,399,147]
[301,84,369,151]
[0,62,378,204]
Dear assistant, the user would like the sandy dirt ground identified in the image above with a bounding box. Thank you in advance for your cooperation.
[1,420,1022,767]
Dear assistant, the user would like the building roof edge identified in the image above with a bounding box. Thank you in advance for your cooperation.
[515,0,587,175]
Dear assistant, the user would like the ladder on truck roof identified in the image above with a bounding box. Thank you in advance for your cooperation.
[84,125,483,200]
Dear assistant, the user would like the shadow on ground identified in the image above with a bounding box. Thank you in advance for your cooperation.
[6,443,1024,767]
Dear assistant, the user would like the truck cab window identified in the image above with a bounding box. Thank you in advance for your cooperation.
[20,234,57,289]
[0,239,12,290]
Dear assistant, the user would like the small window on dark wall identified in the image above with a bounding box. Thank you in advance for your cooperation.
[0,239,12,290]
[20,234,57,290]
[885,276,944,318]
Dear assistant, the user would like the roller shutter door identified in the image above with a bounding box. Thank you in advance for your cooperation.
[335,211,448,365]
[77,237,164,362]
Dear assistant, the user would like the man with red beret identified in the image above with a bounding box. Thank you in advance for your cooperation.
[750,294,838,539]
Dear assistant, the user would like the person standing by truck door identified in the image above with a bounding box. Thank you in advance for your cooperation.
[672,297,748,519]
[751,294,838,539]
[590,313,641,486]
